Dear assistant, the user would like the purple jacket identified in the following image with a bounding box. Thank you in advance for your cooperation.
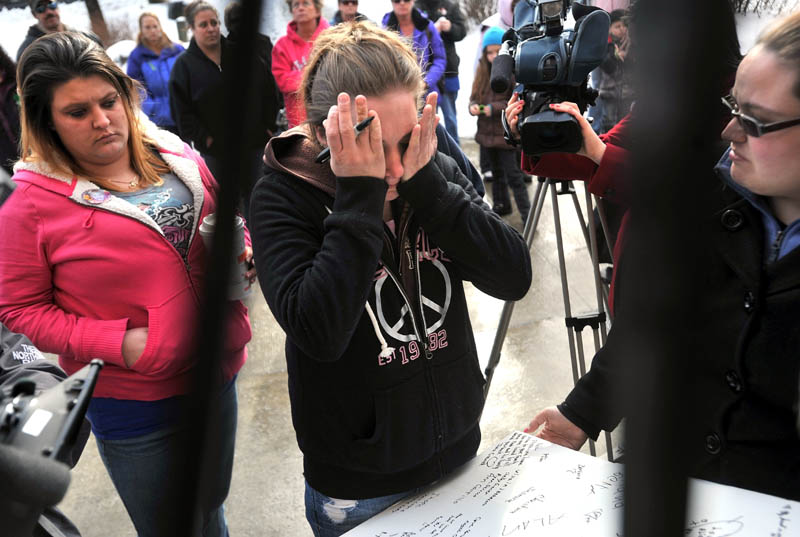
[382,8,447,92]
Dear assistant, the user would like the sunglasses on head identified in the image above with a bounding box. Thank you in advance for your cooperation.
[722,94,800,138]
[34,1,57,14]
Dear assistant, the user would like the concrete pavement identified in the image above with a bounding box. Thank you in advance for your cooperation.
[56,139,618,536]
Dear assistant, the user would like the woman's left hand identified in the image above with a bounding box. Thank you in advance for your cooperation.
[548,101,606,164]
[244,246,256,284]
[401,92,439,181]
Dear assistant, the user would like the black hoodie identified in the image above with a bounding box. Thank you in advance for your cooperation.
[251,126,531,498]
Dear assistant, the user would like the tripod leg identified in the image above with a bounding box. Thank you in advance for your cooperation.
[583,187,609,327]
[574,329,596,456]
[483,181,546,401]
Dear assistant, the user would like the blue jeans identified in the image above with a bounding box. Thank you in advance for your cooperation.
[305,481,416,537]
[95,381,238,537]
[438,90,460,145]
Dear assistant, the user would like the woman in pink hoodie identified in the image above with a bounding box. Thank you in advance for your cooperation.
[272,0,330,127]
[1,32,251,536]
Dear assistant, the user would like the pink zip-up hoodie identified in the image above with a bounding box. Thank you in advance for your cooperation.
[0,120,251,401]
[272,17,330,128]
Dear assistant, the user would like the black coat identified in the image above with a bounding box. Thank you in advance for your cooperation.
[0,79,20,175]
[561,172,800,500]
[414,0,467,78]
[169,36,274,158]
[253,129,531,498]
[16,24,102,61]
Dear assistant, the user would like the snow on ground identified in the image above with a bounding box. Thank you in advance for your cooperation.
[0,2,789,140]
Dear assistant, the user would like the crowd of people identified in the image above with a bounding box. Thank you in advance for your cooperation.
[0,0,799,535]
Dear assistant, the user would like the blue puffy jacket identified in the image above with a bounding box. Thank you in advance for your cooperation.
[382,8,447,93]
[127,43,185,128]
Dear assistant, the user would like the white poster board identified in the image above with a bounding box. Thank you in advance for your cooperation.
[344,431,800,536]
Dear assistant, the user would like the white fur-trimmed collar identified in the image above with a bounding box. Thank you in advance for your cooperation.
[13,115,207,238]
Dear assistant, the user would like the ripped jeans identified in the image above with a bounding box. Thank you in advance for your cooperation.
[304,481,415,537]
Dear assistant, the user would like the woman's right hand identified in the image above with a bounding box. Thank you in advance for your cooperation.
[325,93,385,179]
[469,103,481,116]
[505,92,525,139]
[122,327,148,368]
[524,405,589,450]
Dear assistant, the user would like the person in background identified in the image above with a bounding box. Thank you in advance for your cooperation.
[596,9,633,133]
[415,0,467,145]
[0,46,20,176]
[169,1,225,175]
[224,0,280,218]
[251,21,530,537]
[0,31,252,535]
[224,0,279,138]
[382,0,446,98]
[476,0,515,183]
[126,12,185,134]
[272,0,330,128]
[170,0,273,215]
[470,26,529,225]
[329,0,367,25]
[16,0,102,61]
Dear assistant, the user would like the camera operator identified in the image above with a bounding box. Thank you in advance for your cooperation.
[511,2,800,501]
[0,322,89,537]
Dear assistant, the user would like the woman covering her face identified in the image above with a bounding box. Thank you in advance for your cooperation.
[0,31,252,536]
[251,21,532,537]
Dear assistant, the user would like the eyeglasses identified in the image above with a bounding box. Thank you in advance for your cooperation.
[340,0,358,4]
[722,94,800,137]
[392,0,412,3]
[34,1,58,14]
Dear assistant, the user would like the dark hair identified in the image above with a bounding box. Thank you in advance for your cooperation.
[0,45,15,87]
[609,9,627,25]
[17,32,168,186]
[224,1,242,32]
[470,46,491,105]
[184,0,218,28]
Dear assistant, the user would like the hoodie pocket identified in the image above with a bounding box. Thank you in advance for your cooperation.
[347,370,437,474]
[132,286,199,377]
[432,353,486,444]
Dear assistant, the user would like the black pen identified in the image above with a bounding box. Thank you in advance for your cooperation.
[314,115,376,164]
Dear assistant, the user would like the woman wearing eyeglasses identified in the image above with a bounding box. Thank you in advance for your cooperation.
[272,0,330,128]
[520,9,800,501]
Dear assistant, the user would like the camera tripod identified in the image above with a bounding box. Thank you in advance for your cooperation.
[483,176,617,461]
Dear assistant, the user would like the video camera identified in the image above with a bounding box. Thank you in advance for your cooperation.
[0,360,102,536]
[494,0,610,155]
